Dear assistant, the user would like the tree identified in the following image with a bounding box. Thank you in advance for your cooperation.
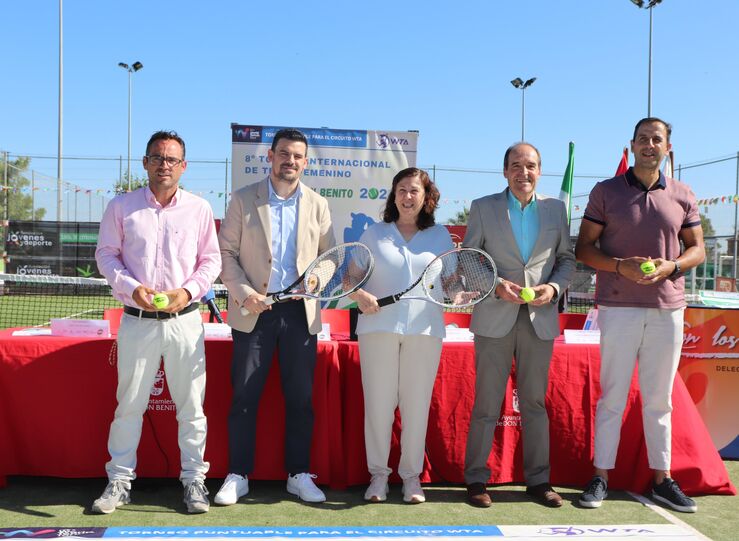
[447,206,470,225]
[700,215,715,237]
[113,172,149,194]
[112,172,186,194]
[1,155,47,221]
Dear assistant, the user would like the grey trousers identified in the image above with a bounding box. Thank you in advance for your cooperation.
[464,306,554,486]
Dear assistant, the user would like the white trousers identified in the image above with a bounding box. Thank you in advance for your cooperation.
[594,305,684,471]
[105,309,209,484]
[358,332,442,480]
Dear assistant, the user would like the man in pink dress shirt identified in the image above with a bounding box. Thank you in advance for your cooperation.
[93,131,221,514]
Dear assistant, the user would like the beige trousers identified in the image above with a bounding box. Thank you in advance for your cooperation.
[595,305,684,471]
[105,309,208,484]
[358,332,442,480]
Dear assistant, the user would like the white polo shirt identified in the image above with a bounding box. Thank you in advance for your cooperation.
[356,222,453,338]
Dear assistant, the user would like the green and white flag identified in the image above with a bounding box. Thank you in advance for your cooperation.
[560,142,575,223]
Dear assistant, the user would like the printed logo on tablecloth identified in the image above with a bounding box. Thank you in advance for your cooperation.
[150,369,165,396]
[148,368,175,412]
[497,386,521,428]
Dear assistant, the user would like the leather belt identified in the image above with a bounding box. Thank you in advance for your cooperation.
[123,302,199,320]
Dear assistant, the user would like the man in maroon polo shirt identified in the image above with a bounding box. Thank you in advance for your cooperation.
[575,118,705,513]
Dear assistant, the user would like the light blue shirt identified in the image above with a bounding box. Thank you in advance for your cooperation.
[356,222,454,339]
[507,189,540,263]
[267,181,301,292]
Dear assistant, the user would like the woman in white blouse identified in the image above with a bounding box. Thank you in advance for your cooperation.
[349,167,453,504]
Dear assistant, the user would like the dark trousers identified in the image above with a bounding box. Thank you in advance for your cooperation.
[227,301,317,475]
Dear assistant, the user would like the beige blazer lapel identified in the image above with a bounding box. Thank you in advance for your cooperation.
[296,182,311,274]
[255,178,272,254]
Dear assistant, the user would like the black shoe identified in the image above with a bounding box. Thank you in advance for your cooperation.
[652,478,697,513]
[579,476,607,508]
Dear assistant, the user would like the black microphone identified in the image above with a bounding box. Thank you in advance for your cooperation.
[201,289,224,323]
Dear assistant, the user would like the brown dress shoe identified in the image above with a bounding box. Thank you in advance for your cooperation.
[466,483,492,508]
[526,483,563,508]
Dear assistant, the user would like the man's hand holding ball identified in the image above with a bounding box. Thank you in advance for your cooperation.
[520,287,536,303]
[640,260,656,274]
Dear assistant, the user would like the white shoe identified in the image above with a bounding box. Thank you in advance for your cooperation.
[287,473,326,503]
[402,476,425,504]
[214,473,249,505]
[91,480,131,514]
[364,475,389,502]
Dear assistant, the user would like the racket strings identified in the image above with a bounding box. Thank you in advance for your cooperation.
[423,250,496,307]
[303,243,373,299]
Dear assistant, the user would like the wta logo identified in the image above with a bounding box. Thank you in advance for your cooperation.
[375,133,409,149]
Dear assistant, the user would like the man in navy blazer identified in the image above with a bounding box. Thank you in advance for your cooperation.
[462,143,575,508]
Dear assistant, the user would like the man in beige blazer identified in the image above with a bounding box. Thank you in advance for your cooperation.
[215,129,335,505]
[463,143,575,508]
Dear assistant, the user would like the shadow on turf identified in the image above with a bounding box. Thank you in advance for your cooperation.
[0,477,640,517]
[423,485,640,508]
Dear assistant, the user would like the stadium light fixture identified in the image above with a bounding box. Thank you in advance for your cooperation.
[118,61,144,191]
[630,0,663,116]
[510,77,537,141]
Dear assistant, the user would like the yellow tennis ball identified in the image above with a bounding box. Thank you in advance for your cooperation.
[640,261,656,274]
[520,287,535,303]
[152,293,169,309]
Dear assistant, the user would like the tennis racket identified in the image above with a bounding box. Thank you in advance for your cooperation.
[240,242,374,315]
[372,247,497,310]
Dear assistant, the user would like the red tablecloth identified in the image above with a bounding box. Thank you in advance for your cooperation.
[337,338,735,495]
[0,328,734,496]
[0,329,343,488]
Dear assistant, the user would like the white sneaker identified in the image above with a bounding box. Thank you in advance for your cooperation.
[91,480,131,514]
[402,476,425,504]
[364,475,389,502]
[183,480,210,514]
[287,473,326,503]
[214,473,249,505]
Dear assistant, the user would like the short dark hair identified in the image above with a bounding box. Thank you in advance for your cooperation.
[382,167,440,230]
[271,128,308,152]
[146,130,186,158]
[632,117,672,142]
[503,142,541,169]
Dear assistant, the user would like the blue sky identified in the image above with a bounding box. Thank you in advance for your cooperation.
[2,1,738,233]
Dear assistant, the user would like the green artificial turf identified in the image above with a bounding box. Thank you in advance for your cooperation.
[0,462,736,539]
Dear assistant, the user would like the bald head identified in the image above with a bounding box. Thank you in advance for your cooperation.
[504,142,541,169]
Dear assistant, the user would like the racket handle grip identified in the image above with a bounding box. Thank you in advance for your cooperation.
[376,296,396,307]
[358,295,395,314]
[239,294,276,315]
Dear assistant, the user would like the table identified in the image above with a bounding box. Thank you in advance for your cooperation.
[0,327,735,496]
[337,338,736,495]
[0,329,344,489]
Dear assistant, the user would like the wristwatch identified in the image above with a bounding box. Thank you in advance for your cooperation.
[670,259,681,277]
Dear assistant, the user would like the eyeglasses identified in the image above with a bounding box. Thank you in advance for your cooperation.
[146,155,184,167]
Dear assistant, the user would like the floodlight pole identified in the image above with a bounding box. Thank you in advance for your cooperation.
[520,87,526,141]
[118,61,143,191]
[510,77,537,140]
[127,69,132,190]
[631,0,663,116]
[57,0,63,222]
[648,5,653,116]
